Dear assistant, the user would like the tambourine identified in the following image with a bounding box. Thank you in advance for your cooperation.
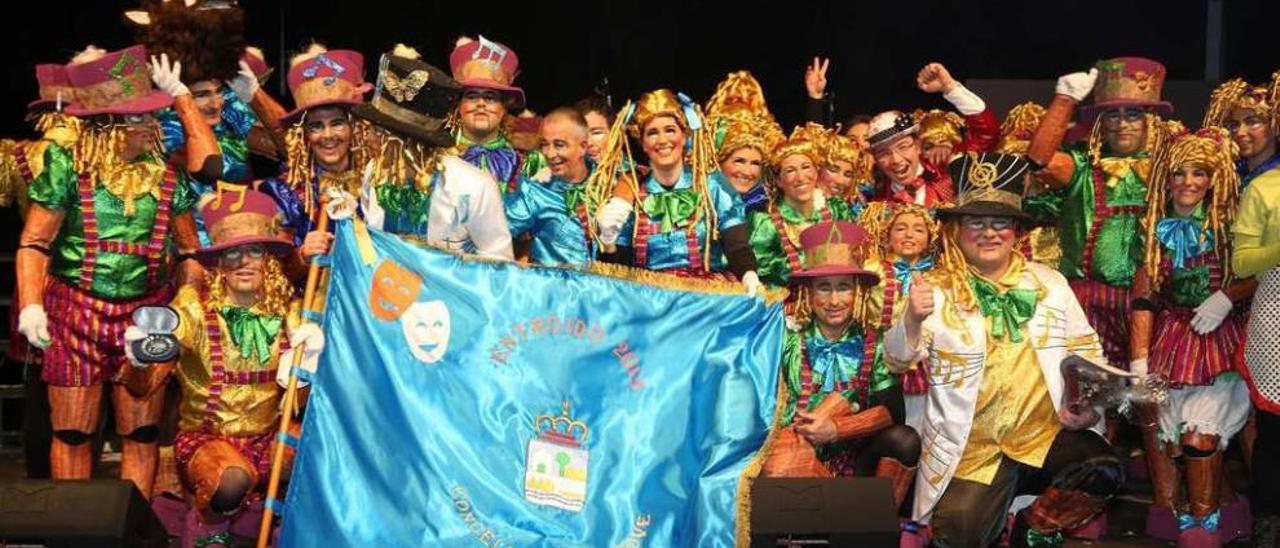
[130,306,180,364]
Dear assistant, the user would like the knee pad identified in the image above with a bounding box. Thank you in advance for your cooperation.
[1180,431,1219,457]
[53,429,93,446]
[1052,455,1124,497]
[209,468,252,514]
[120,425,160,444]
[883,425,922,466]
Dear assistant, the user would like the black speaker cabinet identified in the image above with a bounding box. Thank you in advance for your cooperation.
[751,477,900,547]
[0,479,168,548]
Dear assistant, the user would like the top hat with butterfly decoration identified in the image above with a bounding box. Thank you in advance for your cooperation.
[935,152,1033,222]
[353,47,462,147]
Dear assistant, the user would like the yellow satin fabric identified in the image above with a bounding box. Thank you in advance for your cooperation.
[952,260,1062,485]
[170,285,300,437]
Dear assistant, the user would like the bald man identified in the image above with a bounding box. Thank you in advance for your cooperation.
[504,108,599,266]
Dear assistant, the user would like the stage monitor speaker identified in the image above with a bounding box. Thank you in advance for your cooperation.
[0,479,167,548]
[751,477,899,547]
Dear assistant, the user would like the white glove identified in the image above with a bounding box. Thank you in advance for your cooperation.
[1191,290,1232,334]
[1055,68,1098,102]
[17,305,51,350]
[149,54,189,97]
[742,271,763,298]
[123,326,147,367]
[1128,357,1149,377]
[277,323,325,388]
[595,197,633,246]
[226,60,259,104]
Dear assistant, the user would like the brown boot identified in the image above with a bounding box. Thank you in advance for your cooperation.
[874,457,916,511]
[50,436,93,479]
[1180,451,1224,547]
[120,439,159,500]
[1142,426,1179,509]
[1025,487,1107,534]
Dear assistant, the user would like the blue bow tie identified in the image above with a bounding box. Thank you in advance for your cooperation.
[1178,510,1220,532]
[1155,217,1212,269]
[461,145,519,183]
[742,184,768,212]
[807,334,863,392]
[894,255,936,295]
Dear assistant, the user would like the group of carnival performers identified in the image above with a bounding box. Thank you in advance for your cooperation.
[4,4,1280,548]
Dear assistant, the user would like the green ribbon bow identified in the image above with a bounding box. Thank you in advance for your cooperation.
[969,276,1037,343]
[641,190,699,233]
[563,184,587,212]
[219,306,283,365]
[375,183,432,226]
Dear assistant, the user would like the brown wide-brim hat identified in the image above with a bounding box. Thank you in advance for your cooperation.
[194,186,295,266]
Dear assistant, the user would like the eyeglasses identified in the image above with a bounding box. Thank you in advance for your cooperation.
[462,90,504,104]
[1100,109,1147,129]
[960,216,1014,232]
[219,244,267,265]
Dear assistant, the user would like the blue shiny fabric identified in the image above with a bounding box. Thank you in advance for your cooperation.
[805,328,862,394]
[893,255,936,296]
[617,169,746,272]
[1155,217,1213,269]
[258,176,316,246]
[1239,153,1280,189]
[505,173,593,266]
[160,88,259,246]
[740,181,769,214]
[279,221,783,547]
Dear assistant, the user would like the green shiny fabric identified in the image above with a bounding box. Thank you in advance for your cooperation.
[969,276,1037,342]
[27,145,198,300]
[374,182,431,226]
[1168,264,1212,307]
[219,306,283,365]
[747,197,854,287]
[562,184,587,212]
[641,189,700,233]
[1056,146,1147,286]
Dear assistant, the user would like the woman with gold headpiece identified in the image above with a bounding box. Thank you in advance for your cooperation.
[748,126,854,288]
[591,89,761,294]
[820,130,874,212]
[705,71,782,214]
[858,202,938,436]
[1226,72,1280,545]
[1129,127,1254,547]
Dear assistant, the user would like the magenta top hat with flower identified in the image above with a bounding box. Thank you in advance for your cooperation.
[1080,56,1174,121]
[64,45,173,117]
[449,35,525,110]
[30,63,75,112]
[195,186,294,266]
[280,47,371,126]
[789,221,880,285]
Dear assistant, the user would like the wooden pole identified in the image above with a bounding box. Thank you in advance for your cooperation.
[256,205,331,548]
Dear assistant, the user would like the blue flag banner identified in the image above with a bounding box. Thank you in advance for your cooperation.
[279,220,784,547]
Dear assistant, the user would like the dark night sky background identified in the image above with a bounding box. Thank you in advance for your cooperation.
[1,0,1277,136]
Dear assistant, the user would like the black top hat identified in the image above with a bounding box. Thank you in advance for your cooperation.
[353,53,461,147]
[936,152,1032,222]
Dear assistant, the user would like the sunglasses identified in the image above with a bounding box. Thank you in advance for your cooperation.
[960,216,1014,232]
[219,244,267,264]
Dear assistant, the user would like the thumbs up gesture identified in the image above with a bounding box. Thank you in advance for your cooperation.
[906,273,935,327]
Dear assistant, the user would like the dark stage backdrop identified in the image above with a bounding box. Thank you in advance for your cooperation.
[0,0,1274,243]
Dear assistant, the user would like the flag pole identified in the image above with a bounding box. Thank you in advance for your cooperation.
[256,205,331,548]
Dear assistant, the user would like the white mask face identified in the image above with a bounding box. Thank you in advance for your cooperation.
[401,300,451,364]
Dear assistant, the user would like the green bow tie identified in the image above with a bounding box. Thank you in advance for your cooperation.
[969,276,1037,343]
[563,184,587,212]
[641,190,699,233]
[219,306,283,364]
